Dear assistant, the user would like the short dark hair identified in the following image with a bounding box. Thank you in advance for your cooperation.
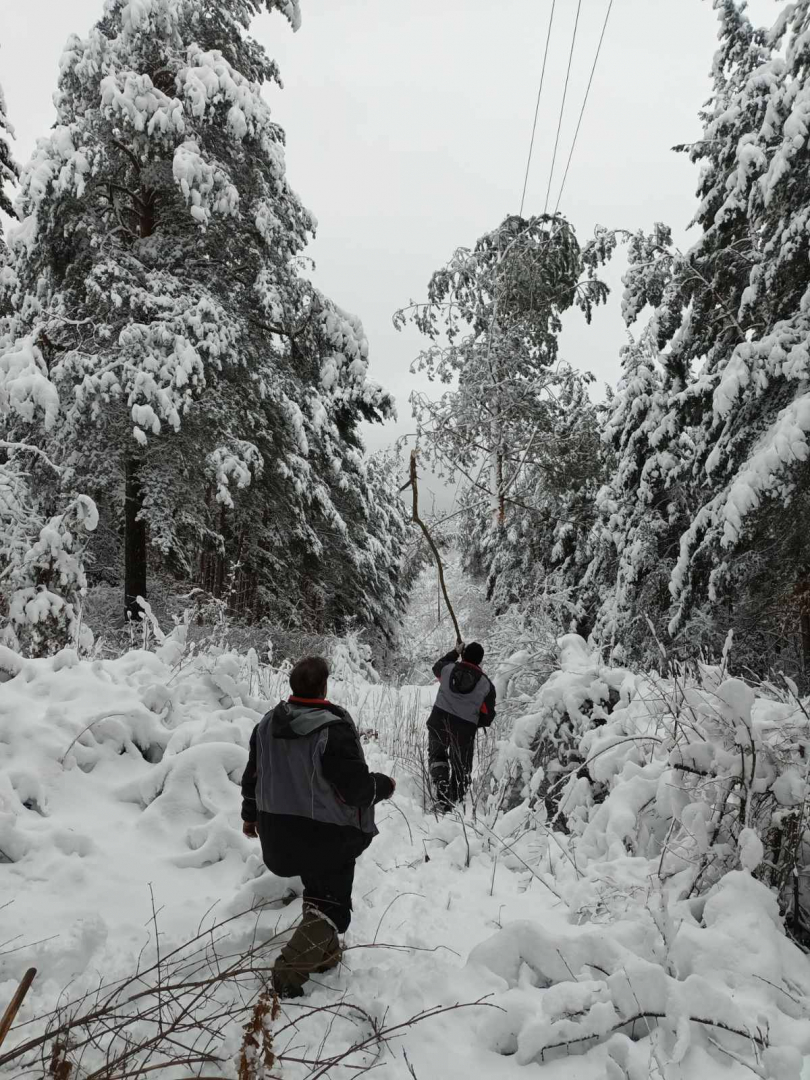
[290,656,329,698]
[463,642,484,666]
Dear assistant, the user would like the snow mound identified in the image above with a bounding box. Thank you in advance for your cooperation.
[0,637,266,889]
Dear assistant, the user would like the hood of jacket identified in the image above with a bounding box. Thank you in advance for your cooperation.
[270,700,347,740]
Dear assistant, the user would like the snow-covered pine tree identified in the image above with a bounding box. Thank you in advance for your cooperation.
[396,214,616,627]
[0,84,97,659]
[1,0,405,635]
[0,470,99,657]
[457,365,605,631]
[608,0,810,675]
[310,450,410,644]
[397,214,612,576]
[578,323,691,664]
[0,76,19,220]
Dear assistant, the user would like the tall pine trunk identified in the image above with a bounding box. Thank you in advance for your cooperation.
[123,187,155,622]
[490,337,506,526]
[794,578,810,680]
[124,458,147,620]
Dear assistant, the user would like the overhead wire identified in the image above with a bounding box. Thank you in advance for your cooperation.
[519,0,557,219]
[553,0,615,215]
[543,0,584,216]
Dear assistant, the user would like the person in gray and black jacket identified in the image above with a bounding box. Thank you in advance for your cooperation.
[241,655,395,997]
[428,642,496,811]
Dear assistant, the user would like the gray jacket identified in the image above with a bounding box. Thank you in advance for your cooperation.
[433,661,494,726]
[247,700,384,834]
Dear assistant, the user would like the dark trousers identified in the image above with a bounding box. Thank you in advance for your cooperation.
[258,813,369,934]
[428,715,477,808]
[301,860,356,933]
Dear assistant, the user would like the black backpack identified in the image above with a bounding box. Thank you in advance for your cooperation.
[449,663,481,695]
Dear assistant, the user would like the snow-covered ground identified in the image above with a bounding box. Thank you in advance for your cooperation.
[3,630,810,1079]
[0,635,564,1079]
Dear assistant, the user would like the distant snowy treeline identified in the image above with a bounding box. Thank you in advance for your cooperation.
[397,3,810,684]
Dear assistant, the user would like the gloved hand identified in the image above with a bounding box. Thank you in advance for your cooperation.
[376,775,396,801]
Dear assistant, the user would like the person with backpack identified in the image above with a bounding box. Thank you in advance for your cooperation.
[428,641,496,812]
[241,655,395,998]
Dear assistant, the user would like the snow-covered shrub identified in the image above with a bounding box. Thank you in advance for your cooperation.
[563,663,810,939]
[0,638,275,876]
[473,634,810,1074]
[469,871,810,1075]
[329,630,380,687]
[499,635,810,928]
[2,495,98,658]
[492,634,630,817]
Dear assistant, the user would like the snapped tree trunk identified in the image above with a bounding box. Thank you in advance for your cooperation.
[408,450,462,645]
[124,458,147,621]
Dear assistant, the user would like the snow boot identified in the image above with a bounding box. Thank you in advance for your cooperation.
[313,941,342,974]
[429,762,453,814]
[271,910,341,998]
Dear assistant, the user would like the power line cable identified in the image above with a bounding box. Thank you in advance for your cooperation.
[519,0,557,219]
[553,0,614,215]
[543,0,583,216]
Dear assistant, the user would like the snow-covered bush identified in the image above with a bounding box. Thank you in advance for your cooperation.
[477,633,810,1074]
[0,634,269,875]
[469,870,810,1076]
[329,630,380,687]
[491,634,630,817]
[499,635,810,927]
[563,658,810,937]
[1,476,98,657]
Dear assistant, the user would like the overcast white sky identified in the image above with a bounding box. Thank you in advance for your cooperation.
[0,0,777,499]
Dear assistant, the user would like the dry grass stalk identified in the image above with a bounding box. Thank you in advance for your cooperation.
[48,1036,73,1080]
[0,900,499,1080]
[237,989,280,1080]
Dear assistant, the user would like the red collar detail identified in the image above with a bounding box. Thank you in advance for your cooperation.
[289,696,331,705]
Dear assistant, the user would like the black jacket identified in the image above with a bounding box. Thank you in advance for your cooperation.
[429,649,497,728]
[241,699,394,876]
